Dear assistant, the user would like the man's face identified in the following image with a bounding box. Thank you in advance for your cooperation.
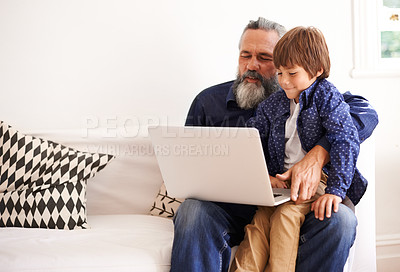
[238,29,280,82]
[233,29,281,109]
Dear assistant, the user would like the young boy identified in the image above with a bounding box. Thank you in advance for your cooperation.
[230,26,367,272]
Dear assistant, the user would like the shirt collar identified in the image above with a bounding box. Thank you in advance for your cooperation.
[299,79,321,105]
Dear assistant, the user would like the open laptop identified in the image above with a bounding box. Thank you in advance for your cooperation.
[148,125,291,206]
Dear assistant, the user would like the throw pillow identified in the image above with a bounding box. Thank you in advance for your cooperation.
[0,121,114,229]
[150,183,183,218]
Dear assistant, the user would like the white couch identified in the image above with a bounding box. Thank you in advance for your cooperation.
[0,131,376,272]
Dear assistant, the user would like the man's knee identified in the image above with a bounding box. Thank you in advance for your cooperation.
[297,204,357,271]
[329,203,357,241]
[329,204,357,228]
[174,198,216,230]
[300,203,357,244]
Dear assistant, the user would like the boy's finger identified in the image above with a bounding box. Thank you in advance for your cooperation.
[318,197,327,220]
[325,199,333,218]
[333,198,340,213]
[276,169,291,181]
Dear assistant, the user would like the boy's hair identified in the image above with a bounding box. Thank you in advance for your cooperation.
[273,26,330,79]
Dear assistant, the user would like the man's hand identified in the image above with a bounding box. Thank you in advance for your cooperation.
[276,145,330,204]
[311,194,342,220]
[270,175,288,189]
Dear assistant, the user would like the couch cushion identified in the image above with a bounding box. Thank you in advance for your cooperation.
[0,121,114,229]
[0,214,173,272]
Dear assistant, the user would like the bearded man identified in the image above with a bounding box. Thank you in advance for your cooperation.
[170,17,378,272]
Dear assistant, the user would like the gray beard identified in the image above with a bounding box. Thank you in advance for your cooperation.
[232,71,279,110]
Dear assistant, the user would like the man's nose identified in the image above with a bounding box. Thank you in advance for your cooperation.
[247,56,260,71]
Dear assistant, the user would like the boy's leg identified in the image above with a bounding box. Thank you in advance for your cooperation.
[266,201,312,272]
[230,206,276,272]
[171,198,250,272]
[266,181,325,272]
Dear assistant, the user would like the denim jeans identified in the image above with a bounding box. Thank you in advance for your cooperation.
[296,203,357,272]
[170,199,357,272]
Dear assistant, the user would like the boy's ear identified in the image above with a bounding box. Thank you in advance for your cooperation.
[316,68,324,78]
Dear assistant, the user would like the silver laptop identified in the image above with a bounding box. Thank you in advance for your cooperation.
[148,125,291,206]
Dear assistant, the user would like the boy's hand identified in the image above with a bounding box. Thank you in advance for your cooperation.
[311,194,342,220]
[270,175,288,189]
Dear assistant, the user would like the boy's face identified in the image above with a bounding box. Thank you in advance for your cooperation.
[276,65,322,102]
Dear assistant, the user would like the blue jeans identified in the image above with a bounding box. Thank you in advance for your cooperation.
[170,199,357,272]
[296,203,357,271]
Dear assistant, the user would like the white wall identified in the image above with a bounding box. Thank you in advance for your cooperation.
[0,0,358,131]
[0,0,399,270]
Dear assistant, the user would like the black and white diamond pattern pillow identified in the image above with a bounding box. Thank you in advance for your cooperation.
[0,179,88,229]
[0,121,114,229]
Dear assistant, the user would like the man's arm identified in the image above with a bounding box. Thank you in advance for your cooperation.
[185,96,205,126]
[277,92,378,203]
[343,91,379,143]
[276,145,329,203]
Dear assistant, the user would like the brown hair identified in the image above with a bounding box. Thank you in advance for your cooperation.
[273,26,330,79]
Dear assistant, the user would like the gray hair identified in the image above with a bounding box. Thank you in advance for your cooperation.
[239,17,286,47]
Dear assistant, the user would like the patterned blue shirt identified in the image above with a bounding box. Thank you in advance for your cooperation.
[247,79,367,205]
[186,80,378,216]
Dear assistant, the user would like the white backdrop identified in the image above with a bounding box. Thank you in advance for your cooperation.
[0,0,354,132]
[1,0,399,270]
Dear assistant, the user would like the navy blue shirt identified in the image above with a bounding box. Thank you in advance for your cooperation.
[185,81,254,128]
[185,80,378,219]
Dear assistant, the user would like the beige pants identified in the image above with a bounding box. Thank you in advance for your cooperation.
[230,181,326,272]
